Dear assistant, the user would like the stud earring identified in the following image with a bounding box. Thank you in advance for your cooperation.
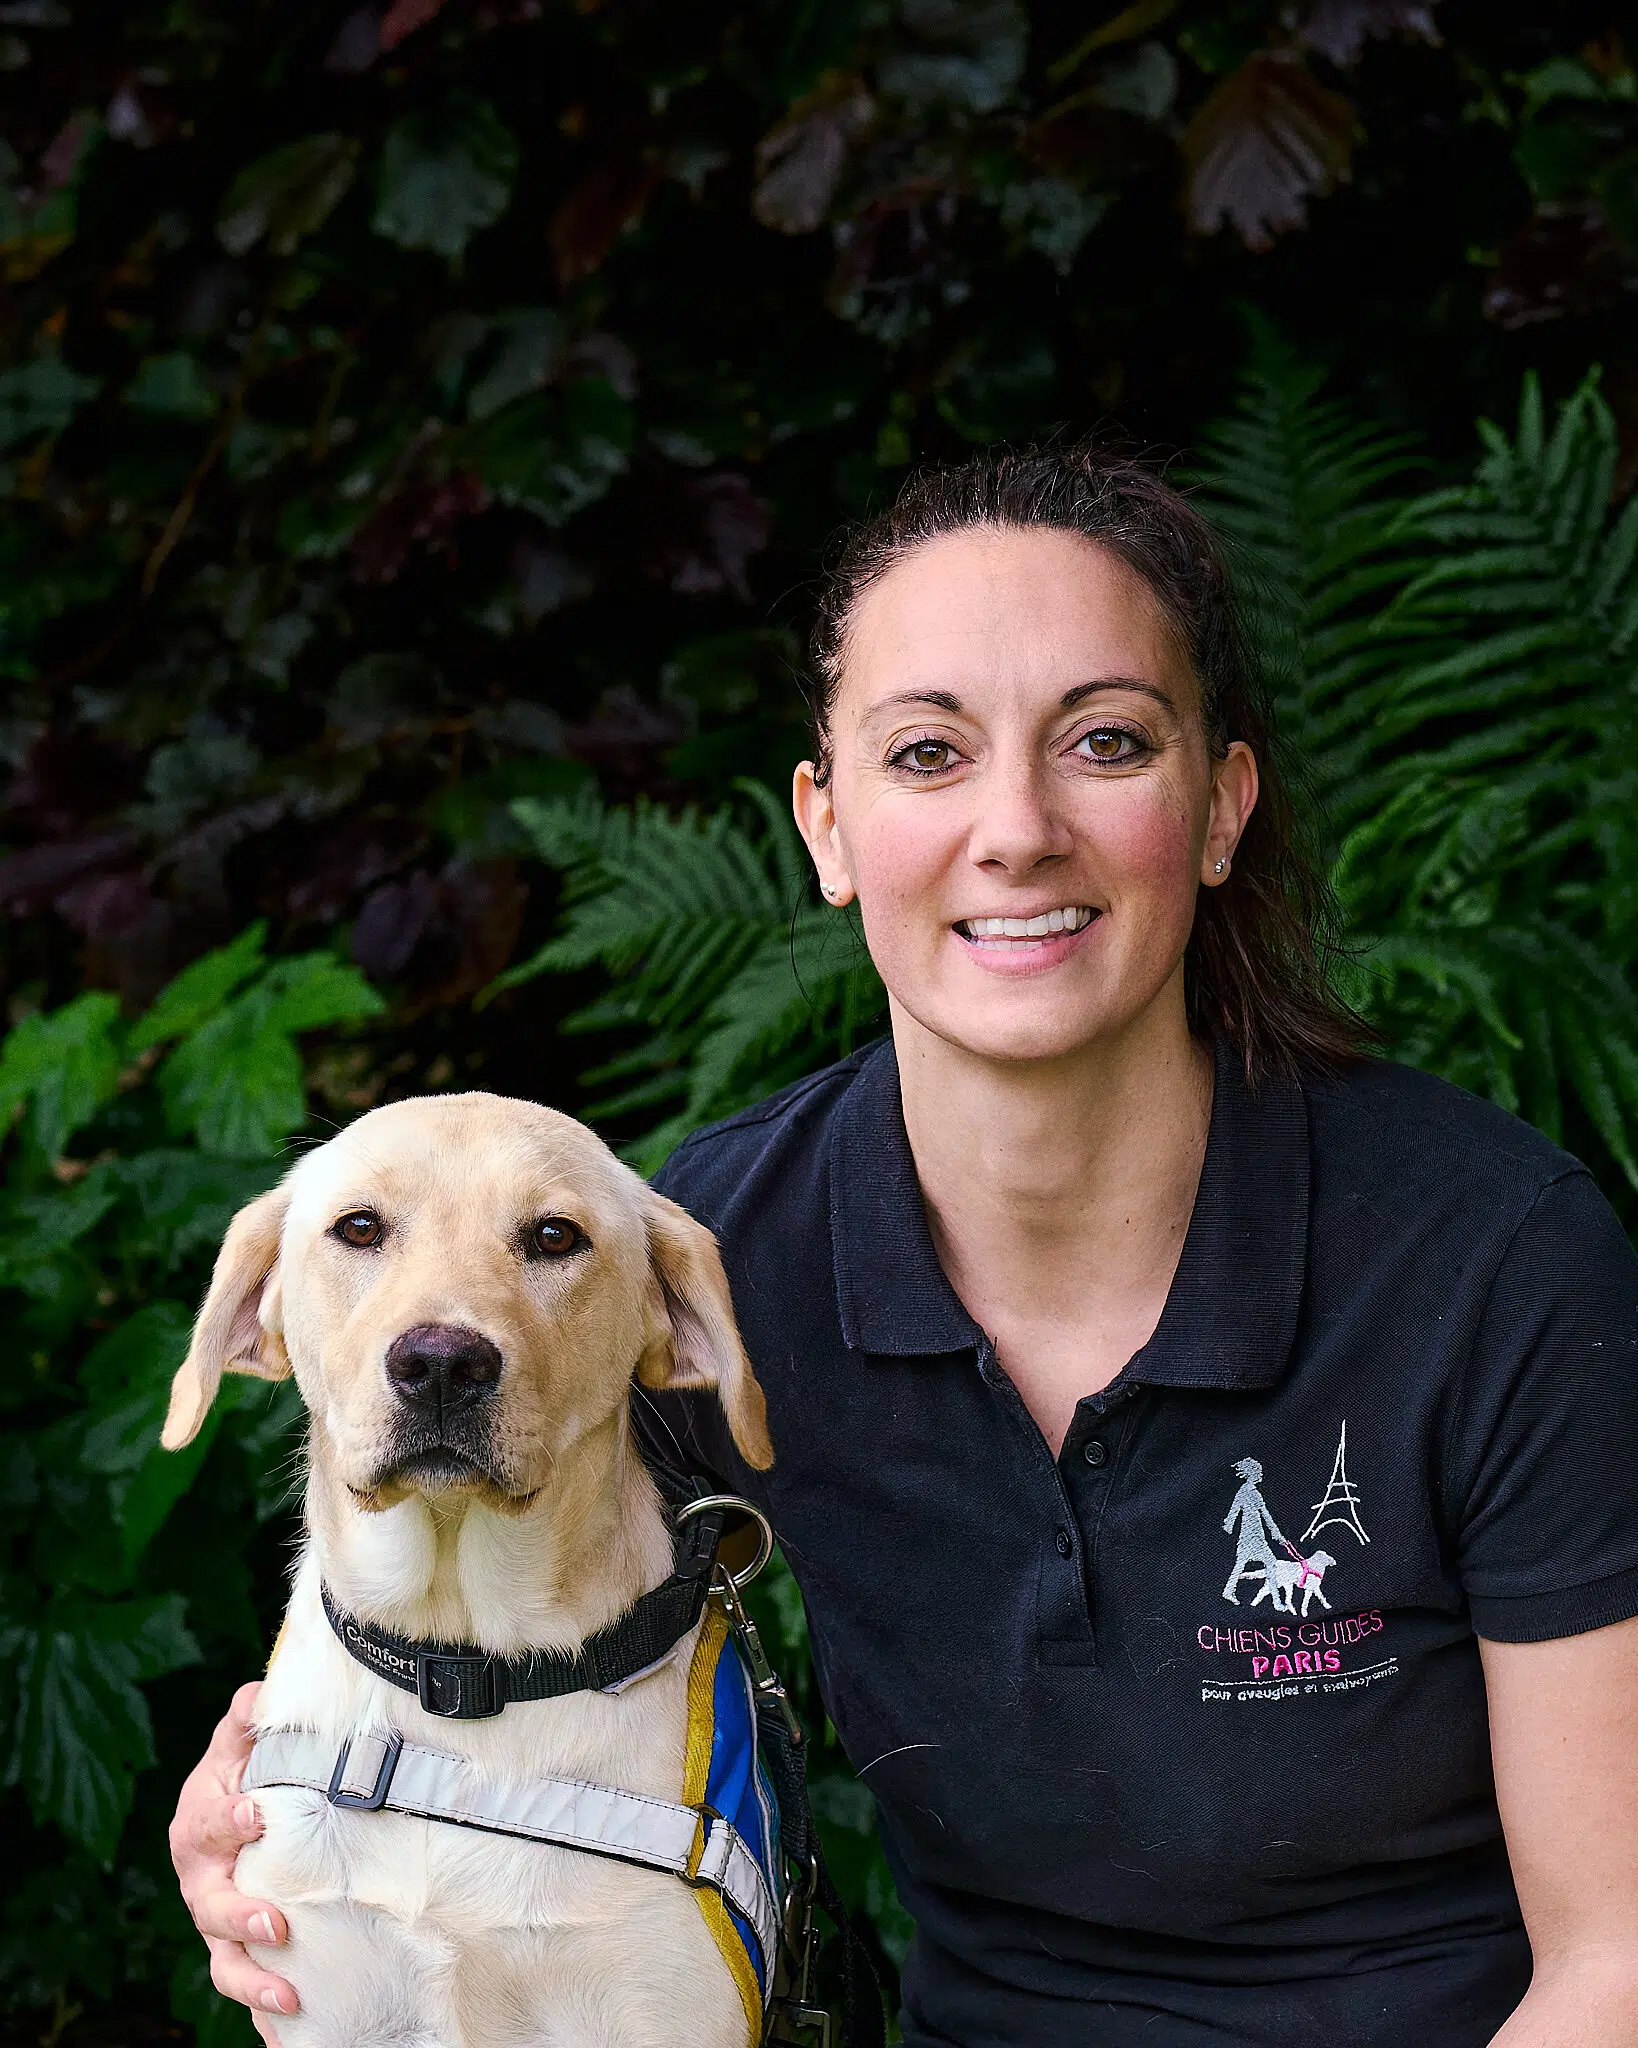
[1213,858,1227,875]
[821,882,837,900]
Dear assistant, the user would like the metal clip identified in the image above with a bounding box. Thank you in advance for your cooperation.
[768,1852,830,2045]
[711,1560,805,1751]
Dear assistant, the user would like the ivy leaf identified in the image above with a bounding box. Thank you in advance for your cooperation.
[754,75,875,235]
[1298,0,1442,69]
[462,378,634,527]
[373,94,518,263]
[125,352,217,420]
[0,1592,200,1864]
[1183,51,1357,251]
[216,133,360,258]
[0,992,123,1159]
[878,0,1029,116]
[0,357,99,452]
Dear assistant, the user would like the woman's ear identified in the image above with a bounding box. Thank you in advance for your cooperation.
[792,760,854,908]
[637,1190,773,1470]
[162,1185,292,1450]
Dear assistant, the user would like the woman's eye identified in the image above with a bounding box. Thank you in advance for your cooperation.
[530,1216,586,1258]
[333,1210,383,1248]
[891,738,958,774]
[1076,727,1144,763]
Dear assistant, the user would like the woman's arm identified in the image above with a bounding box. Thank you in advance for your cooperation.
[1483,1619,1638,2044]
[169,1683,300,2042]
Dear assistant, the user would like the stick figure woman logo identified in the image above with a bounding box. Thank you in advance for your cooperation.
[1220,1428,1368,1613]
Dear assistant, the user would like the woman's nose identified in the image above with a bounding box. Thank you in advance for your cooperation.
[966,757,1074,873]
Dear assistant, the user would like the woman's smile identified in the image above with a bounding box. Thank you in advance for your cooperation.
[952,903,1103,974]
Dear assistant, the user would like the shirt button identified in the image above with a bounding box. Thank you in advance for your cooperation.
[1054,1527,1073,1557]
[1083,1438,1108,1468]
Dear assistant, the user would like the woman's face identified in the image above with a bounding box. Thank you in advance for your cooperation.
[793,526,1259,1067]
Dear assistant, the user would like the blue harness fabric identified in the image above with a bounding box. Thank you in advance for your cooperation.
[684,1605,784,2037]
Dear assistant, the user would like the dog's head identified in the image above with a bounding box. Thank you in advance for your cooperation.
[161,1092,771,1507]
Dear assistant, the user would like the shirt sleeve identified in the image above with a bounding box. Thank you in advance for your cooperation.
[1452,1167,1638,1642]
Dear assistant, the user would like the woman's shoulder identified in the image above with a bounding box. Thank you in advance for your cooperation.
[649,1040,886,1222]
[1302,1053,1592,1224]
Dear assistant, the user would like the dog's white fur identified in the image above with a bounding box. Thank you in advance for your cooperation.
[164,1093,773,2048]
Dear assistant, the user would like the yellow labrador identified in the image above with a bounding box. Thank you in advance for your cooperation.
[163,1092,774,2048]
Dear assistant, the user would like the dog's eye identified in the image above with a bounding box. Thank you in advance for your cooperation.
[530,1216,585,1259]
[333,1210,383,1249]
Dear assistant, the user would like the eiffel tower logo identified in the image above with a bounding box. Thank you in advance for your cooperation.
[1301,1422,1370,1546]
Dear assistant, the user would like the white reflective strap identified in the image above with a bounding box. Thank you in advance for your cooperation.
[245,1730,778,1971]
[698,1815,781,1972]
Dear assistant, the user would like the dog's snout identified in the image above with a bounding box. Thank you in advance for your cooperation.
[384,1324,503,1413]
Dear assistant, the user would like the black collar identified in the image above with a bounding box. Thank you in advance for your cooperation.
[320,1505,725,1720]
[828,1035,1310,1391]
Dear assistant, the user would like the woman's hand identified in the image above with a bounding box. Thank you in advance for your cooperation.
[169,1682,299,2043]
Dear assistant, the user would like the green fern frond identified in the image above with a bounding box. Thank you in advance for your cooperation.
[489,783,885,1162]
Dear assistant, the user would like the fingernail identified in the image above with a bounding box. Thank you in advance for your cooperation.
[260,1989,294,2015]
[249,1913,276,1945]
[234,1798,261,1833]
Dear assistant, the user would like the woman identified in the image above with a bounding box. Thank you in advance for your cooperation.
[171,445,1638,2045]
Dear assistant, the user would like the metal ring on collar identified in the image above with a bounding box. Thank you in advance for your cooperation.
[676,1494,775,1589]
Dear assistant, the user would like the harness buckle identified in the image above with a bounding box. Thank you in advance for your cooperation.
[417,1649,500,1719]
[327,1731,402,1811]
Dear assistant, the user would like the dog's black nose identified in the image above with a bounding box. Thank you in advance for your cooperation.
[384,1324,502,1414]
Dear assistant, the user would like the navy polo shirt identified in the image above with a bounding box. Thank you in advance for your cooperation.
[644,1037,1638,2048]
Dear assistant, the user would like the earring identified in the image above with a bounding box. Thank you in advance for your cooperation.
[1213,858,1227,875]
[821,882,837,900]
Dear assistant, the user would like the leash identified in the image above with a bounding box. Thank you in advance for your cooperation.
[299,1464,884,2046]
[1279,1539,1319,1588]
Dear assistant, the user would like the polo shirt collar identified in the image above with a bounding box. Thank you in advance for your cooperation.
[828,1035,1310,1390]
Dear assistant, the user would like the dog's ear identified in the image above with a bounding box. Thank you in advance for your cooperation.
[162,1184,292,1450]
[637,1190,773,1470]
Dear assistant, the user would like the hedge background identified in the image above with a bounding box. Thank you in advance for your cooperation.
[1,2,1635,2042]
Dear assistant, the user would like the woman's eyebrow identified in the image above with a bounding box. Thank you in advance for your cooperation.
[1060,677,1177,712]
[865,688,966,716]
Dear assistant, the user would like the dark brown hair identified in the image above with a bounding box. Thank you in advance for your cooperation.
[807,439,1366,1085]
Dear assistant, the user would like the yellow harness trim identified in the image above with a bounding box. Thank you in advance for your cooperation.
[684,1604,764,2046]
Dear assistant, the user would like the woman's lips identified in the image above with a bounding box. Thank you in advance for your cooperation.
[951,905,1103,972]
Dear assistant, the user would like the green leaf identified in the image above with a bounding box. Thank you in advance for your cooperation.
[155,949,380,1155]
[0,357,99,452]
[159,1008,304,1157]
[217,133,360,257]
[0,1167,119,1296]
[257,954,385,1036]
[0,992,123,1159]
[373,94,519,262]
[125,352,217,421]
[0,1592,200,1864]
[461,377,634,526]
[128,925,268,1052]
[79,1303,225,1566]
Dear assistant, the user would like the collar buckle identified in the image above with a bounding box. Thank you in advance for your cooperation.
[417,1649,500,1719]
[327,1730,402,1811]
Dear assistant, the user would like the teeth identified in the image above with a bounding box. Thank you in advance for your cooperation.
[959,907,1094,939]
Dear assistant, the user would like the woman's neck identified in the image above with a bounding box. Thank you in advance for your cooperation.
[891,982,1213,1451]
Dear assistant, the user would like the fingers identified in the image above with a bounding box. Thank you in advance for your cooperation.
[191,1880,288,1949]
[206,1936,300,2022]
[208,1682,264,1788]
[185,1788,266,1867]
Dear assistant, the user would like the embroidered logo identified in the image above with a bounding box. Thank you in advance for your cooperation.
[1198,1424,1396,1705]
